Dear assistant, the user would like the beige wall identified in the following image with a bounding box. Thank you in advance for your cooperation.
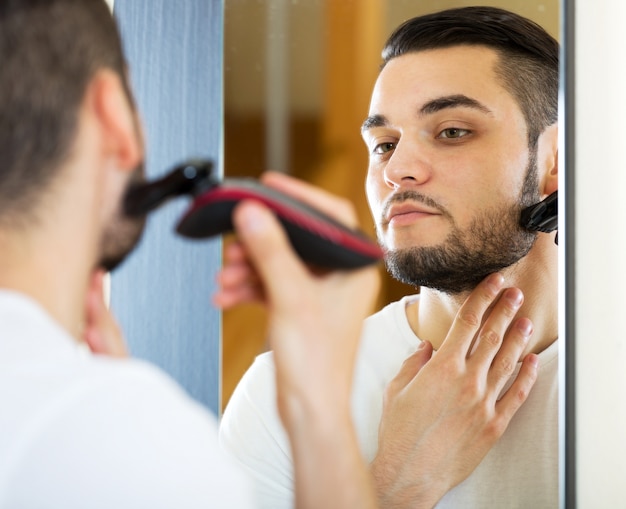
[385,1,558,40]
[225,0,559,114]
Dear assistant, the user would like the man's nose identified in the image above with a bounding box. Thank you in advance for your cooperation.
[383,141,433,189]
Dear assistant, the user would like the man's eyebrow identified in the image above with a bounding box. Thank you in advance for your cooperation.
[361,95,492,133]
[361,114,388,133]
[419,94,493,116]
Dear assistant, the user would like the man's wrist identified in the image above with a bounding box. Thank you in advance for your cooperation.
[370,454,444,509]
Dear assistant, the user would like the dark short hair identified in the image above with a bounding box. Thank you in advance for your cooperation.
[0,0,132,225]
[382,6,559,149]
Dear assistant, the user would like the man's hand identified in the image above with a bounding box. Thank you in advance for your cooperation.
[371,273,538,509]
[82,269,128,358]
[215,172,380,509]
[216,172,380,418]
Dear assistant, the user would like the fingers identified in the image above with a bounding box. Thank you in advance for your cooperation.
[216,175,366,311]
[495,353,539,425]
[223,237,250,265]
[83,270,106,354]
[261,172,358,227]
[457,276,538,423]
[83,270,128,358]
[385,341,434,397]
[469,287,525,366]
[439,273,505,356]
[213,253,264,308]
[476,314,536,427]
[460,280,535,403]
[485,316,533,387]
[231,200,307,308]
[212,281,264,309]
[436,272,537,404]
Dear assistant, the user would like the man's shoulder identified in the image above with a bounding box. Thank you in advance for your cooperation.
[0,353,256,509]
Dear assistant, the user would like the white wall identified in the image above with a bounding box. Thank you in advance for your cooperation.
[573,0,626,506]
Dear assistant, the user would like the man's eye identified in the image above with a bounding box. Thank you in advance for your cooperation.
[438,127,470,139]
[373,142,396,154]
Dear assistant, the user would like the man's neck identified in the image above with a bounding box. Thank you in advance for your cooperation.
[404,238,558,357]
[0,228,92,342]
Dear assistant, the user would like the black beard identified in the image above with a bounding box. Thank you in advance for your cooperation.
[99,168,147,272]
[382,154,540,295]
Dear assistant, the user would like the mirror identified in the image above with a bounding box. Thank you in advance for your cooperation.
[222,0,560,403]
[223,0,564,503]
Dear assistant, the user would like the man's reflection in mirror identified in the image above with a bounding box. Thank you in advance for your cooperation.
[220,6,559,509]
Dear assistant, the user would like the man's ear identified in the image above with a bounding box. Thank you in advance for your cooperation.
[87,69,143,172]
[537,123,558,197]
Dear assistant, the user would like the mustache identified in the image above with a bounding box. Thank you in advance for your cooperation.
[381,190,451,222]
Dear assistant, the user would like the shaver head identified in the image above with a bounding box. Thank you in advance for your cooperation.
[124,159,217,217]
[520,191,558,234]
[520,190,558,244]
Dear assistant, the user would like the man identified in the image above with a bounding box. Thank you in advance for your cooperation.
[0,1,378,507]
[219,6,558,508]
[0,2,537,508]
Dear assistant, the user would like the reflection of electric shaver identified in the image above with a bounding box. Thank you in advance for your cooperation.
[520,190,558,243]
[124,159,383,270]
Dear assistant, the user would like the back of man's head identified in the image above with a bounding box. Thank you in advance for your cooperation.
[382,6,559,149]
[0,0,131,227]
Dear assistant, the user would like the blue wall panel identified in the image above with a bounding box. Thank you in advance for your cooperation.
[111,0,223,414]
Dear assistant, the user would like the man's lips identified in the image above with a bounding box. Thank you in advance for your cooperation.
[385,202,441,226]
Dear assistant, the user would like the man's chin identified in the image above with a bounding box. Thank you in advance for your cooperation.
[99,253,128,273]
[383,240,532,295]
[379,231,447,253]
[98,215,146,273]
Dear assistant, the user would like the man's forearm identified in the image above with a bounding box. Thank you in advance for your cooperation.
[286,405,378,509]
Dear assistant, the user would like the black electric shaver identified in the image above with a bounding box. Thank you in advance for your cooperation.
[520,190,558,244]
[124,159,383,270]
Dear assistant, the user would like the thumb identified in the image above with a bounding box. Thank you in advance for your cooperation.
[232,200,307,305]
[390,341,434,392]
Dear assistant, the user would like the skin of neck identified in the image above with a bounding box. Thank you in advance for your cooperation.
[0,70,138,342]
[404,119,559,358]
[406,231,558,357]
[0,139,103,340]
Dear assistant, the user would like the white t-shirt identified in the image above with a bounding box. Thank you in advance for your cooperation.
[0,290,255,509]
[220,295,558,509]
